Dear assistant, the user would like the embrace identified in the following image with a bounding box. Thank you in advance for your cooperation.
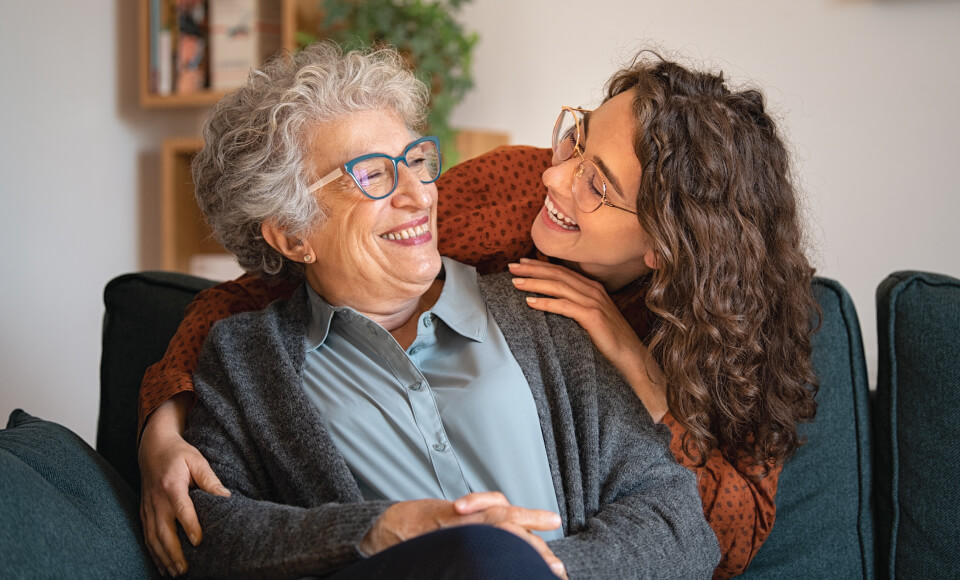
[138,40,817,580]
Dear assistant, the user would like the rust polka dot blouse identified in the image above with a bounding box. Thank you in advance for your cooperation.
[138,145,778,578]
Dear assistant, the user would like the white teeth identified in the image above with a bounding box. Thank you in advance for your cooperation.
[544,196,579,230]
[382,222,430,240]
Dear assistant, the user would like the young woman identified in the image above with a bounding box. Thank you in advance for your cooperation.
[138,52,817,579]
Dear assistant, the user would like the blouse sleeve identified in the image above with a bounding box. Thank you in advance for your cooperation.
[662,412,781,579]
[137,274,296,436]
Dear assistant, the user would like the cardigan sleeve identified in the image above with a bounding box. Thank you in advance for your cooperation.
[136,274,294,437]
[662,413,780,579]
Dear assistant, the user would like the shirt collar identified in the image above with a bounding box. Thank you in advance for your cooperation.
[305,256,487,351]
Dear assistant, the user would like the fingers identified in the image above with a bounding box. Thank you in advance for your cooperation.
[460,504,562,532]
[453,491,510,514]
[188,453,231,498]
[508,261,605,302]
[141,492,183,577]
[497,523,567,579]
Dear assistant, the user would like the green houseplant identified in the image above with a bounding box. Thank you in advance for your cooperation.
[301,0,478,166]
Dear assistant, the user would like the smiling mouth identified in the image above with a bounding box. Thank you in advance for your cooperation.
[381,222,430,240]
[544,196,579,230]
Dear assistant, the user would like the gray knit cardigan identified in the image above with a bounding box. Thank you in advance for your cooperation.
[182,272,720,579]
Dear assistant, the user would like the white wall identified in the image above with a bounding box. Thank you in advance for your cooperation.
[0,0,957,445]
[452,0,960,386]
[0,1,205,444]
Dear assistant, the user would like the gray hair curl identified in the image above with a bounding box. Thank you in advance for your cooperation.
[192,41,430,282]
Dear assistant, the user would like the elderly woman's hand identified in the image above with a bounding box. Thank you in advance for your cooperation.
[509,259,667,422]
[139,395,230,577]
[360,492,567,578]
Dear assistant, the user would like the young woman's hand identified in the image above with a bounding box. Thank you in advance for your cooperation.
[509,259,667,421]
[138,395,230,577]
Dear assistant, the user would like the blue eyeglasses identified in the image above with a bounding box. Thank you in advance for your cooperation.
[307,136,442,200]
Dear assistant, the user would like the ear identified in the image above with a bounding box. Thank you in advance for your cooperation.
[261,221,313,263]
[643,248,660,271]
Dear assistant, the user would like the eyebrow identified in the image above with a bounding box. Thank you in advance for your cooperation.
[581,112,627,198]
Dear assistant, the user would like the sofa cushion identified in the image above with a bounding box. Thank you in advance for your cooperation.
[99,271,216,493]
[741,278,874,579]
[874,271,960,579]
[0,409,158,579]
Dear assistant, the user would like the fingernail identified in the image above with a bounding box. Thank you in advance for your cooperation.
[217,485,231,496]
[526,296,538,304]
[176,562,186,576]
[507,262,519,270]
[520,257,531,263]
[551,561,566,576]
[512,277,525,285]
[454,499,466,510]
[189,533,200,546]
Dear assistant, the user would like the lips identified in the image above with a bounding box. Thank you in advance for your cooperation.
[380,215,431,241]
[544,195,579,230]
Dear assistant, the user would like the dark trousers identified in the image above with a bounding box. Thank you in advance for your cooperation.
[328,524,558,580]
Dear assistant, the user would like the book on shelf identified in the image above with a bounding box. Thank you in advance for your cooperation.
[175,0,210,94]
[151,0,176,95]
[209,0,282,90]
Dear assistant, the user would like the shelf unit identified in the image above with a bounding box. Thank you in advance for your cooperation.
[139,0,320,108]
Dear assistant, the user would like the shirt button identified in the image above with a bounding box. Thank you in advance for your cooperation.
[409,382,423,391]
[409,346,421,356]
[433,443,447,452]
[423,316,432,328]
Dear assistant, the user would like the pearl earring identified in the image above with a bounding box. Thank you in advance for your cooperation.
[303,254,313,263]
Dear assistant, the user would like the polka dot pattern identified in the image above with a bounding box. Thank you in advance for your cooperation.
[137,145,777,576]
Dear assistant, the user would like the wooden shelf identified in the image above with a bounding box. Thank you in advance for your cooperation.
[161,137,226,272]
[139,0,318,109]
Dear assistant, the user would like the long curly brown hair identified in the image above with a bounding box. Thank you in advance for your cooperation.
[607,54,819,475]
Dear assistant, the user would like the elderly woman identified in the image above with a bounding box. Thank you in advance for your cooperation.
[169,42,718,579]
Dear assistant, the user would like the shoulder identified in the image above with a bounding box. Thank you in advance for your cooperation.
[205,284,309,354]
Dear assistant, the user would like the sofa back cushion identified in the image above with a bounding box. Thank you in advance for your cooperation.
[874,271,960,579]
[99,272,216,492]
[0,409,158,578]
[741,278,874,579]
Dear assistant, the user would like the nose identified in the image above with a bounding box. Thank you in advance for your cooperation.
[541,157,577,203]
[391,163,435,209]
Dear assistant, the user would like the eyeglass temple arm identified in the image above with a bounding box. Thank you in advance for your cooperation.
[307,167,345,193]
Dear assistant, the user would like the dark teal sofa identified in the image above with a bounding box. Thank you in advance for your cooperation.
[1,270,957,579]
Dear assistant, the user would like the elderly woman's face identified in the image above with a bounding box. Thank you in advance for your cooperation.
[303,109,441,305]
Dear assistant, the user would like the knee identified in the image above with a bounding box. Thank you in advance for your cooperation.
[428,525,555,579]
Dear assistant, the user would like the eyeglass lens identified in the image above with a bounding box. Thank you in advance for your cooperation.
[552,109,607,213]
[350,139,441,198]
[553,109,581,164]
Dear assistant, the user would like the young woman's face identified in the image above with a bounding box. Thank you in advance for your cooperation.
[531,89,657,291]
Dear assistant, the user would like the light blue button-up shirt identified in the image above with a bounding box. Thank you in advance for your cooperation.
[301,257,562,539]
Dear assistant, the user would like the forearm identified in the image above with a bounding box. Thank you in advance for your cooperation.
[184,489,391,579]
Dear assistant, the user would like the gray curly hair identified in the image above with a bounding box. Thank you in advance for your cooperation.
[192,41,430,282]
